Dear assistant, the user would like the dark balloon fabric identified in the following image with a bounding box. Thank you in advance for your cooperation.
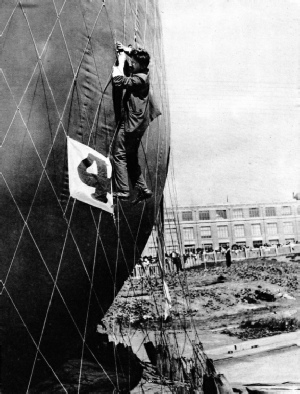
[0,1,170,392]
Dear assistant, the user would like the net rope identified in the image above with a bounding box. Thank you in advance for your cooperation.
[108,1,209,386]
[1,172,118,390]
[1,0,170,391]
[1,58,107,312]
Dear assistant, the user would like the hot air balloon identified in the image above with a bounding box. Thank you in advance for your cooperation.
[0,1,170,391]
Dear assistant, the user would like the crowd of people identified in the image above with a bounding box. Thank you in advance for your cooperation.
[135,247,232,276]
[134,241,300,278]
[134,253,183,277]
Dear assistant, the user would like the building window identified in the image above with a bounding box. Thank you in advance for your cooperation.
[233,208,243,219]
[185,245,195,254]
[165,228,179,247]
[282,206,292,216]
[234,224,245,238]
[249,207,260,217]
[200,226,211,238]
[266,207,276,216]
[199,210,210,220]
[216,210,227,219]
[166,245,179,254]
[148,247,157,257]
[253,240,263,248]
[267,223,278,235]
[203,244,213,252]
[217,225,228,238]
[283,222,294,234]
[165,212,175,223]
[219,242,229,248]
[286,238,295,243]
[182,211,193,221]
[251,224,261,236]
[183,227,194,241]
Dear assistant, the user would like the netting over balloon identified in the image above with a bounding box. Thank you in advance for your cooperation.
[0,0,170,391]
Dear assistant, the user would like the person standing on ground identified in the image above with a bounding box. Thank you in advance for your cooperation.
[171,251,183,273]
[111,42,154,204]
[225,245,232,268]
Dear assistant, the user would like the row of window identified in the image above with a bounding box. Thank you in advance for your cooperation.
[181,206,297,221]
[179,222,295,241]
[200,238,295,251]
[151,237,297,255]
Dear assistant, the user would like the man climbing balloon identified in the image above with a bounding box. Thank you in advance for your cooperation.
[111,41,159,204]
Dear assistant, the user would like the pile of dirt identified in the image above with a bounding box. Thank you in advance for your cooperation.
[103,297,158,330]
[103,258,300,335]
[221,317,300,340]
[235,287,275,303]
[203,260,299,292]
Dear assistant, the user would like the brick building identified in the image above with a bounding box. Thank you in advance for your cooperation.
[144,201,300,256]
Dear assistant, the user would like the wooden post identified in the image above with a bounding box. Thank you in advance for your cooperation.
[260,246,263,257]
[245,247,249,259]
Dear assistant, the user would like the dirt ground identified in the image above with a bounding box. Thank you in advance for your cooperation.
[103,253,300,340]
[100,254,300,393]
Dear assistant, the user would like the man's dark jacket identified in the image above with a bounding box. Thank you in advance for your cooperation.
[113,71,161,134]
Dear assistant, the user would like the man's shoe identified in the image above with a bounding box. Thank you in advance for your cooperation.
[141,189,153,198]
[113,191,130,200]
[131,188,153,205]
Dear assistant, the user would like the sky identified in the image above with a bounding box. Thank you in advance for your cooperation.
[159,0,300,206]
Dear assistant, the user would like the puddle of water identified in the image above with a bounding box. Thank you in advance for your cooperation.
[110,328,242,361]
[112,329,300,384]
[215,345,300,384]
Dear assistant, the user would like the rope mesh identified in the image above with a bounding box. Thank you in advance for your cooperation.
[0,0,170,392]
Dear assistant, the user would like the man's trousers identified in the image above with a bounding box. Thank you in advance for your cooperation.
[112,124,148,193]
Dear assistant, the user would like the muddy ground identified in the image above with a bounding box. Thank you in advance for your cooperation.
[103,254,300,340]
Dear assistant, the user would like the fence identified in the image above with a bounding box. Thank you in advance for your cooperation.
[131,243,300,279]
[185,243,300,269]
[131,261,177,279]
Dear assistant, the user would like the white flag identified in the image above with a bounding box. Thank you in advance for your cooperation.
[67,137,113,213]
[163,280,172,320]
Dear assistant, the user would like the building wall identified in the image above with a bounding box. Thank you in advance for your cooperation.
[143,201,300,255]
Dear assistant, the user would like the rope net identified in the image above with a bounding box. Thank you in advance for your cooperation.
[0,0,170,392]
[104,149,210,394]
